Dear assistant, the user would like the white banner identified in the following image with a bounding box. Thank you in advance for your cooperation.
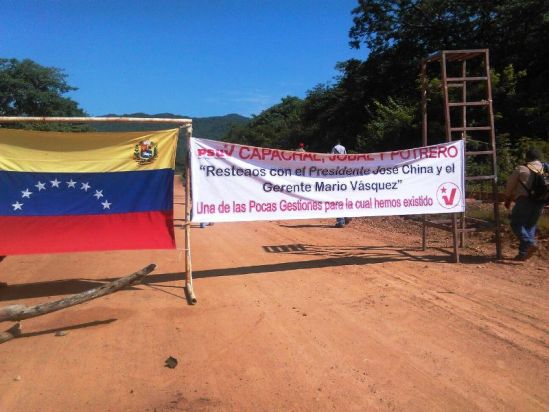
[190,138,464,223]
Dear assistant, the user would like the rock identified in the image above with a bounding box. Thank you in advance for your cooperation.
[165,356,178,369]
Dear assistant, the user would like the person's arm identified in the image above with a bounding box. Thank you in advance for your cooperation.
[504,168,520,209]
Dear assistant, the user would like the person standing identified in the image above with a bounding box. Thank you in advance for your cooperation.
[504,148,548,261]
[331,140,347,228]
[296,142,305,152]
[331,140,346,157]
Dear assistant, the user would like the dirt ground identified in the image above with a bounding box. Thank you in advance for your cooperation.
[1,178,548,411]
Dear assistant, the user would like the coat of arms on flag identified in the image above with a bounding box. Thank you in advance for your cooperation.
[134,140,158,165]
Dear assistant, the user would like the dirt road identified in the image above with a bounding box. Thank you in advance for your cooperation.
[1,179,548,411]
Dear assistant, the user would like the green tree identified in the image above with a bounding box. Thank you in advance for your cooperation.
[358,97,418,152]
[224,96,305,149]
[302,61,373,153]
[0,58,87,130]
[301,83,346,151]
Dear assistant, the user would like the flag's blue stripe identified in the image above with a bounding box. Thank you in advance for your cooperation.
[0,169,174,216]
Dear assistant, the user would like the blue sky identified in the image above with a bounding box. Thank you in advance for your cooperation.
[1,1,366,118]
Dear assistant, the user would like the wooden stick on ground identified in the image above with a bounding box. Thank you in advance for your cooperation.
[0,264,155,343]
[0,322,21,343]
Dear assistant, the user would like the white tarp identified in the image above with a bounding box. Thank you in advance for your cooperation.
[190,138,464,223]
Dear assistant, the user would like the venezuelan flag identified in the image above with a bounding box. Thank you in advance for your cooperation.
[0,128,178,255]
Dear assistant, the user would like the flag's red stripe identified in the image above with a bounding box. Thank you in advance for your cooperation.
[0,212,176,255]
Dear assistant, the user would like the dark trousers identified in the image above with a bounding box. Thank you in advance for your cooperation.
[510,197,544,256]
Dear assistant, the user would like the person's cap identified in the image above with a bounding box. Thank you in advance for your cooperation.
[299,143,304,147]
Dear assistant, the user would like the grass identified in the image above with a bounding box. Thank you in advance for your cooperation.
[466,203,549,238]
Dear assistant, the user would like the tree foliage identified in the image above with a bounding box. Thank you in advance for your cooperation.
[0,58,87,130]
[224,96,305,149]
[359,97,418,152]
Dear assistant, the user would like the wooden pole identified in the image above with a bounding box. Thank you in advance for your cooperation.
[0,264,155,323]
[0,264,156,344]
[0,116,192,125]
[484,50,503,260]
[421,59,428,251]
[440,52,460,263]
[183,125,197,304]
[460,59,467,248]
[0,256,6,288]
[0,264,156,343]
[0,323,21,344]
[440,52,452,143]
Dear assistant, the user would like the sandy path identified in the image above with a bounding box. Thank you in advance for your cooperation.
[1,178,548,411]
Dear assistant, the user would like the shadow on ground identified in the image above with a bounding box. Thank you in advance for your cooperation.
[0,243,510,301]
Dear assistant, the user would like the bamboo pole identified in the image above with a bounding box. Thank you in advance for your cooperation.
[0,116,192,124]
[183,126,197,304]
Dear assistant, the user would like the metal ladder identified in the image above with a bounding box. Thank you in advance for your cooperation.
[421,49,502,263]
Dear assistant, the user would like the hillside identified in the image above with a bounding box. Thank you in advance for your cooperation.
[92,112,249,140]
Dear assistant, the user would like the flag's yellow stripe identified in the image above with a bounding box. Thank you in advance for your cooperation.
[0,128,178,172]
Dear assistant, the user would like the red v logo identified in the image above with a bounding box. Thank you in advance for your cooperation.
[442,188,457,205]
